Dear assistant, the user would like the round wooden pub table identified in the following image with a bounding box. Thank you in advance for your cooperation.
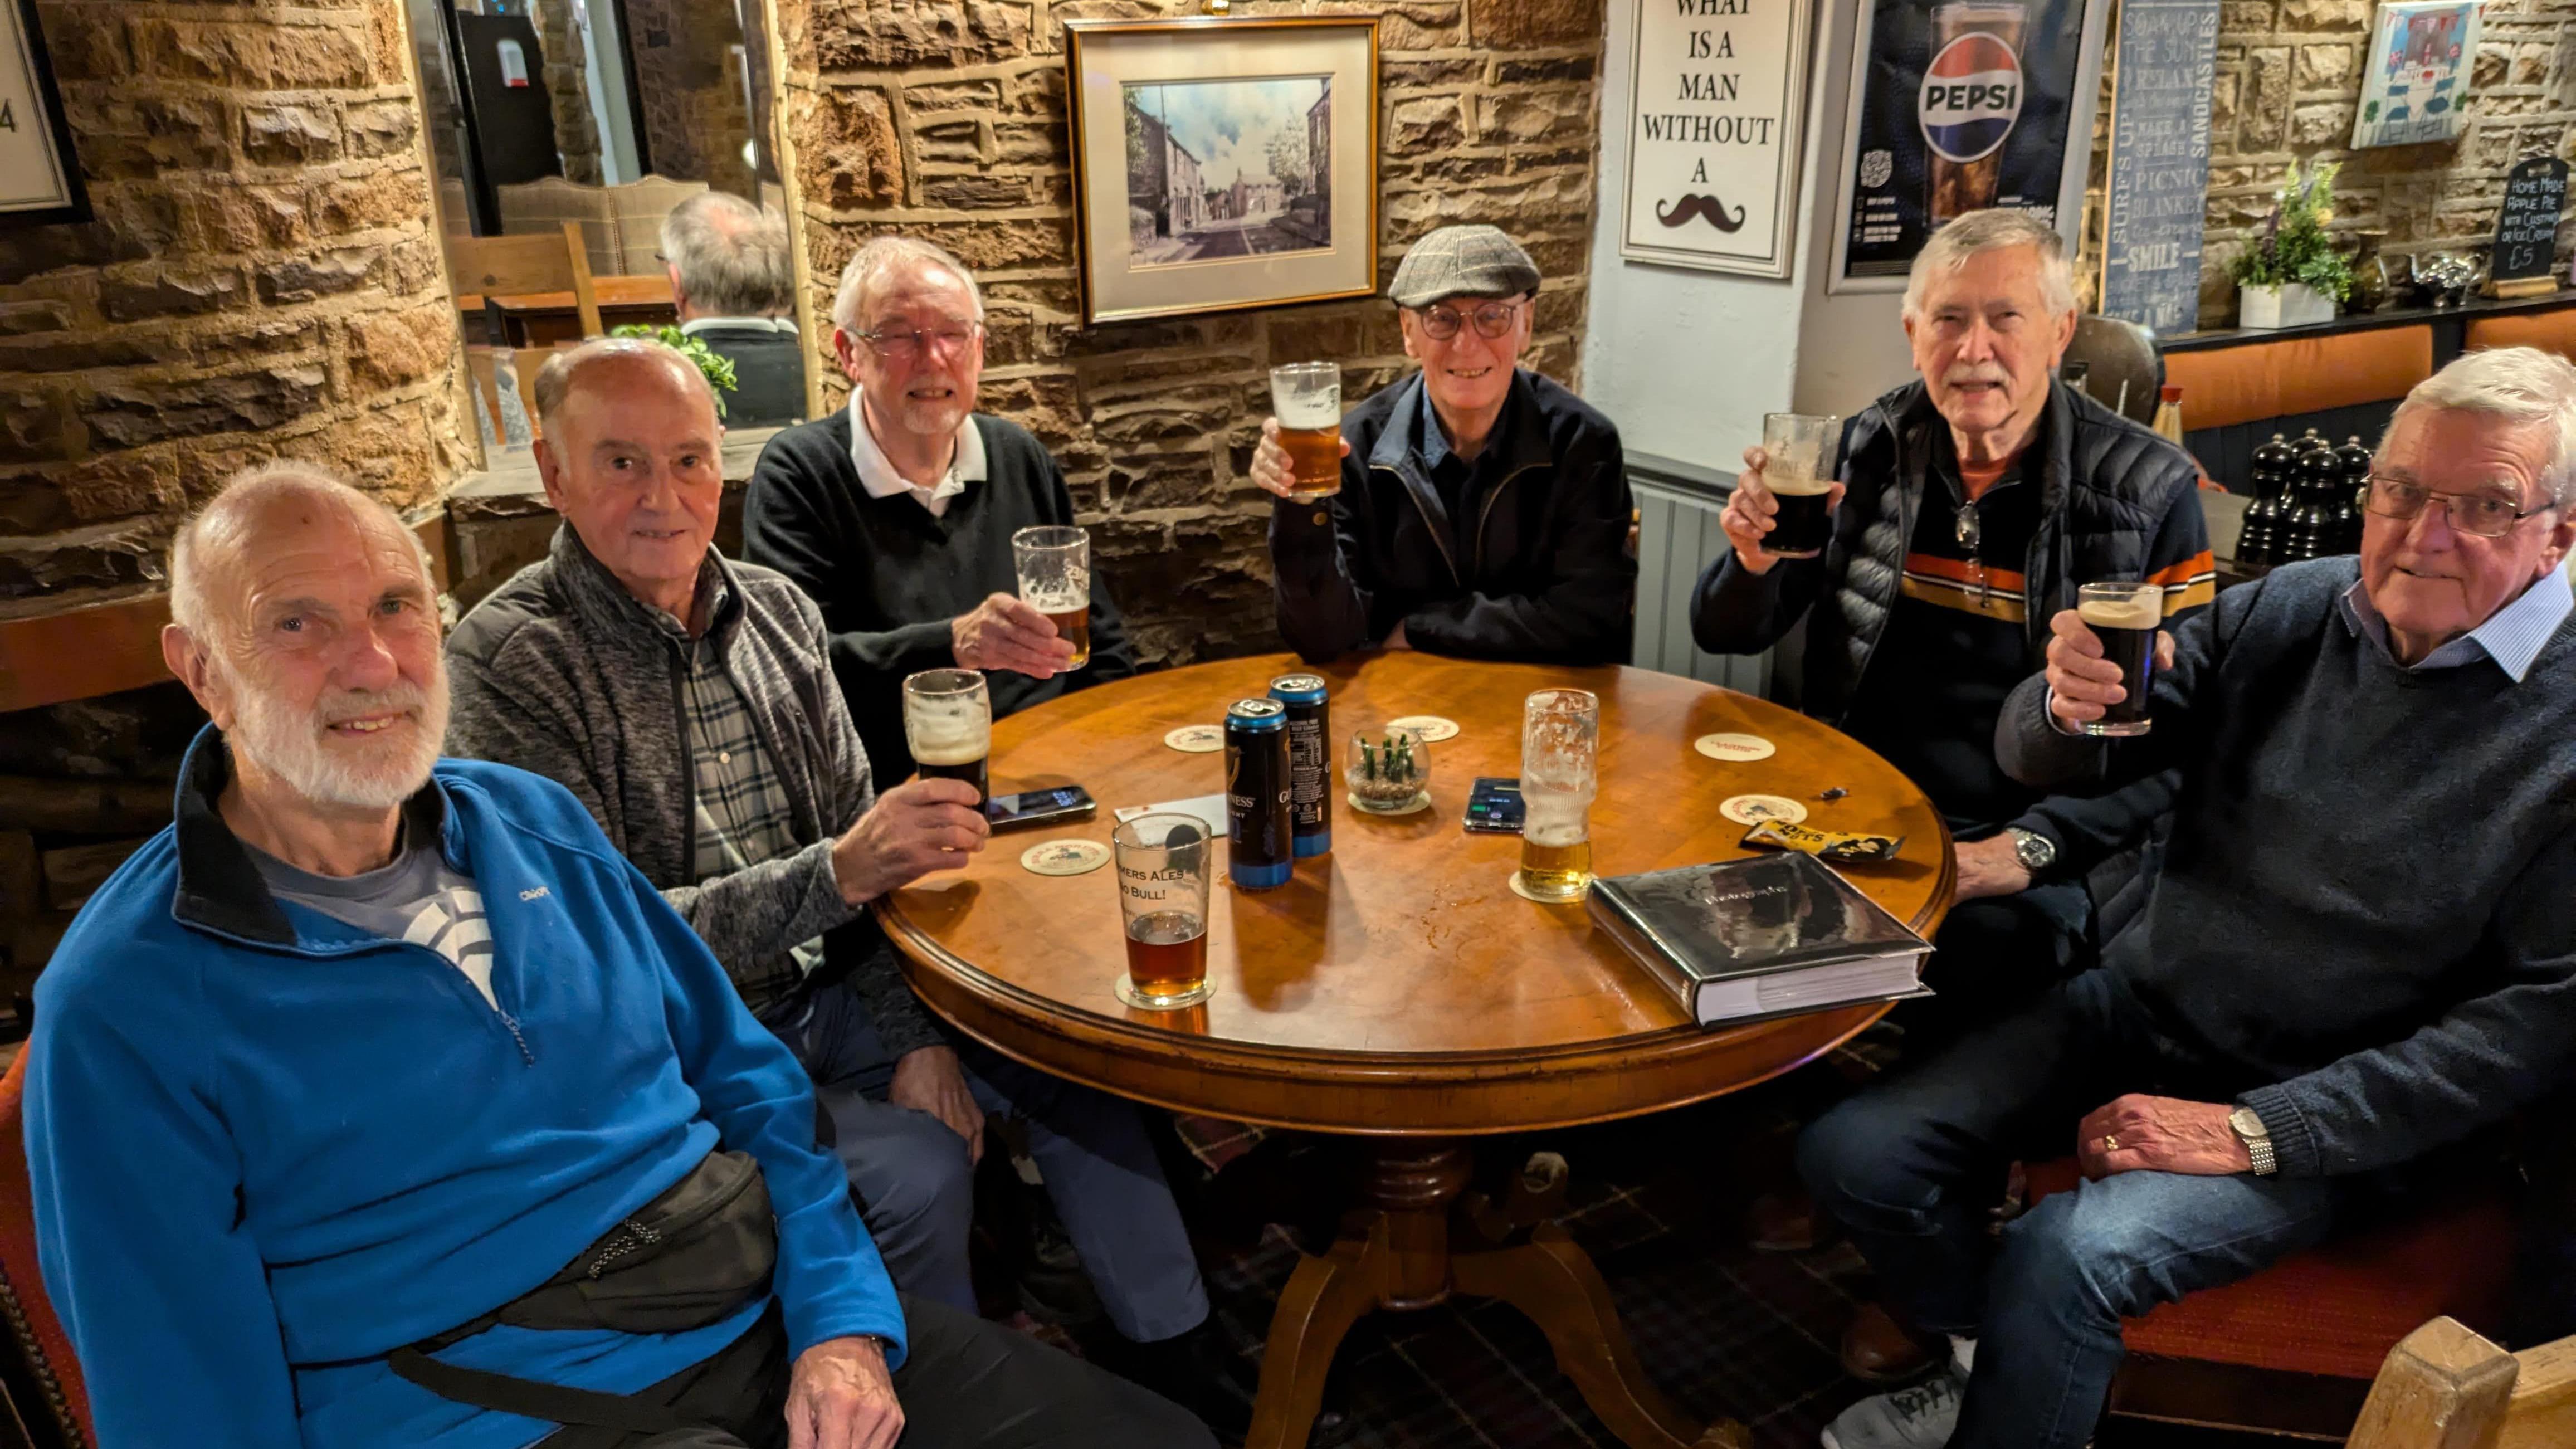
[878,652,1954,1449]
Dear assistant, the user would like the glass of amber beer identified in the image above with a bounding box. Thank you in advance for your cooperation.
[1011,525,1091,671]
[1516,689,1599,901]
[1269,362,1344,501]
[1114,813,1214,1010]
[901,669,991,804]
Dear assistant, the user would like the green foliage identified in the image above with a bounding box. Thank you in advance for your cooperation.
[2226,159,2355,303]
[608,324,738,419]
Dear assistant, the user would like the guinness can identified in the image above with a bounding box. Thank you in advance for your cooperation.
[1268,673,1331,859]
[1224,698,1292,890]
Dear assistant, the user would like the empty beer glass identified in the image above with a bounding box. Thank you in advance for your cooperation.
[901,669,991,804]
[1761,412,1842,559]
[1270,362,1344,501]
[1012,525,1091,670]
[1114,813,1214,1009]
[1517,689,1599,901]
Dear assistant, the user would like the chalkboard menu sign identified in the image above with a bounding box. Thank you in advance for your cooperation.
[2490,157,2569,285]
[2097,0,2222,335]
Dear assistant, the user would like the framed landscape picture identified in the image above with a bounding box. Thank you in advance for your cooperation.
[1065,17,1379,326]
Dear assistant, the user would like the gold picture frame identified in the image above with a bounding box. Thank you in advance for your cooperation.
[1064,16,1380,328]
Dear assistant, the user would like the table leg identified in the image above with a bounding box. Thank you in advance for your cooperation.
[1243,1209,1392,1449]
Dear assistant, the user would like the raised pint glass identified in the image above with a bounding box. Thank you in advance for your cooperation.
[2077,581,2160,738]
[1011,525,1091,671]
[901,668,991,803]
[1924,2,2029,224]
[1270,361,1344,502]
[1115,813,1214,1009]
[1761,412,1842,559]
[1517,689,1599,901]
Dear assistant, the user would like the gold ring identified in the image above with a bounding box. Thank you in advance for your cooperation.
[2102,1134,2120,1153]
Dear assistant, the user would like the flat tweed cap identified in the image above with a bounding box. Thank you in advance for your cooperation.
[1388,225,1541,306]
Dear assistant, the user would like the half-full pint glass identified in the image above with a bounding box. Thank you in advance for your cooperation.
[1924,2,2028,225]
[902,668,991,803]
[1115,813,1214,1009]
[2078,582,2160,738]
[1012,525,1091,670]
[1517,689,1599,901]
[1270,361,1344,501]
[1761,412,1842,559]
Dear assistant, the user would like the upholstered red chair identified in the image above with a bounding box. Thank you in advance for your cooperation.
[0,1047,95,1448]
[2024,1157,2516,1440]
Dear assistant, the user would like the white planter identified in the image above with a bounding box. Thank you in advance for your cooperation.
[2238,281,2336,329]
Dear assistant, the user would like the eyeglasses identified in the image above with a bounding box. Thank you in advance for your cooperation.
[853,322,982,362]
[1412,299,1526,341]
[2359,474,2557,538]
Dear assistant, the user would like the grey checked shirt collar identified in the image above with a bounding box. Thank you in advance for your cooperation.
[2338,567,2573,683]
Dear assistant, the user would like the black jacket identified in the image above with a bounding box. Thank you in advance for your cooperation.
[689,319,808,429]
[1271,367,1636,664]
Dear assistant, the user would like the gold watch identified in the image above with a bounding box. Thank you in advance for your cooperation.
[2228,1105,2277,1176]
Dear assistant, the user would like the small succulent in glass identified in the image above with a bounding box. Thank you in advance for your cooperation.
[1345,726,1431,814]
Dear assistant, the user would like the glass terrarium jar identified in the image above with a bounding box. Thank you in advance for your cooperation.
[1345,727,1430,815]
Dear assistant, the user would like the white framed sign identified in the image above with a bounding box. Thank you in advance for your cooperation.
[0,0,87,228]
[1619,0,1816,277]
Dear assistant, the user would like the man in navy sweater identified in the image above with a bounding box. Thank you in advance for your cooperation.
[25,462,1208,1449]
[1801,346,2576,1449]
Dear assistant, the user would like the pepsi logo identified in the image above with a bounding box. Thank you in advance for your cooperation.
[1919,32,2024,164]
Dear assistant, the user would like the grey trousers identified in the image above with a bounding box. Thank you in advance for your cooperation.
[764,978,1210,1344]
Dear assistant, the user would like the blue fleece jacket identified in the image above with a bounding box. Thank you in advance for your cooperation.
[25,730,906,1449]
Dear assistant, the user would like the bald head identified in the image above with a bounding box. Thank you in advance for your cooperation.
[169,461,429,644]
[534,337,720,439]
[531,339,728,623]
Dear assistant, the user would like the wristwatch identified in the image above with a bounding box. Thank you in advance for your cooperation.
[2006,827,2058,874]
[2228,1105,2279,1176]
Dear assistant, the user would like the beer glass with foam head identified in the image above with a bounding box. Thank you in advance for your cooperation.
[1269,362,1344,501]
[1114,813,1214,1009]
[1761,412,1842,559]
[1011,525,1091,670]
[1517,689,1599,901]
[901,668,991,803]
[2077,581,2160,737]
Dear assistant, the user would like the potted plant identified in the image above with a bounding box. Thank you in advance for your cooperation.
[609,324,740,418]
[2228,159,2354,329]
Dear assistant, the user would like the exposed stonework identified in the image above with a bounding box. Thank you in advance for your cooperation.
[769,0,1607,667]
[529,0,606,186]
[626,0,759,196]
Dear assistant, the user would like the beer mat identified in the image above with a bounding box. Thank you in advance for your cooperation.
[1113,794,1230,838]
[1386,715,1461,742]
[1507,871,1589,905]
[1019,839,1111,876]
[1163,724,1225,753]
[1346,790,1430,816]
[1738,819,1904,863]
[1719,793,1809,826]
[1694,732,1777,762]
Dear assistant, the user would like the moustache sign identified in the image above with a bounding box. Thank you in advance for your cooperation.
[1655,193,1748,232]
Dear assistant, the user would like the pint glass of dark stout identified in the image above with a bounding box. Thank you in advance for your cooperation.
[2077,582,2160,738]
[1924,2,2028,225]
[1760,412,1843,559]
[1113,813,1213,1011]
[1011,525,1091,670]
[901,668,992,802]
[1270,362,1344,501]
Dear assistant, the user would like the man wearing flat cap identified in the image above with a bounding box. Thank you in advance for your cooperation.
[1250,223,1636,663]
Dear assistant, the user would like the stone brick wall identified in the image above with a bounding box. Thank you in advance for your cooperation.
[529,0,606,186]
[2,0,475,608]
[628,0,759,196]
[768,0,1607,667]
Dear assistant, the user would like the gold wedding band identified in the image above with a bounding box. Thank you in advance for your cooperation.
[2102,1134,2120,1153]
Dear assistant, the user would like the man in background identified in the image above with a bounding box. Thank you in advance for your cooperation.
[663,190,806,427]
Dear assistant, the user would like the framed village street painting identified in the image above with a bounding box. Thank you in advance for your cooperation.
[1065,17,1380,326]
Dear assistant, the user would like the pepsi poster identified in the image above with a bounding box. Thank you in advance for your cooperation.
[1833,0,2106,282]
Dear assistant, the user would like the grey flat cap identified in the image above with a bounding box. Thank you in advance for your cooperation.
[1388,225,1541,307]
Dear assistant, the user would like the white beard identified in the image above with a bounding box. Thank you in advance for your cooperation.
[221,660,450,812]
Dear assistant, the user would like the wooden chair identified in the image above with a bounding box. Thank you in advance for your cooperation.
[2349,1316,2575,1448]
[443,221,604,341]
[0,1050,95,1449]
[2065,314,2164,424]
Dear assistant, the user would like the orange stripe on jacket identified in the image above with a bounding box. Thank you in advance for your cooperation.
[1905,553,2030,593]
[2147,550,2217,588]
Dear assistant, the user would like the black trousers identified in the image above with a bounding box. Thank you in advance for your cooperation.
[538,1295,1216,1449]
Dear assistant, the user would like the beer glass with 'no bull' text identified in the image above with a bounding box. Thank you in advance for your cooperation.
[1270,362,1344,502]
[1518,689,1599,901]
[1115,813,1214,1010]
[2078,581,2160,737]
[1012,525,1091,671]
[902,668,991,804]
[1761,412,1843,559]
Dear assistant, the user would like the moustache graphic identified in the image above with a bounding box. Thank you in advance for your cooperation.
[1655,193,1748,232]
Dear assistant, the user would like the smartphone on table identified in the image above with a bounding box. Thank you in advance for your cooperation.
[983,785,1097,831]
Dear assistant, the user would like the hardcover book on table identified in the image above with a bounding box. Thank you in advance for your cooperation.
[1587,853,1934,1027]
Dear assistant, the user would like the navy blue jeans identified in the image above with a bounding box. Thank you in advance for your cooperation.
[1799,969,2364,1449]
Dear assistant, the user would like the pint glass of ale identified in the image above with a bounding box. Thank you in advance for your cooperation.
[1011,525,1091,670]
[1114,813,1214,1010]
[1517,689,1600,901]
[1269,361,1344,502]
[1760,412,1843,559]
[2077,581,2160,737]
[901,668,991,803]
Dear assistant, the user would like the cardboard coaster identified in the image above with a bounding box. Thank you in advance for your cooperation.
[1164,724,1225,753]
[1116,975,1214,1011]
[1694,731,1777,763]
[1020,839,1111,876]
[1720,793,1809,826]
[1507,870,1591,905]
[1387,715,1461,742]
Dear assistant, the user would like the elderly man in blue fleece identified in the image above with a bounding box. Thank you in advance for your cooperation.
[23,462,1210,1449]
[1799,345,2576,1449]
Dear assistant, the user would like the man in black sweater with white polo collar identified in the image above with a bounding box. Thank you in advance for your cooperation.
[744,236,1136,789]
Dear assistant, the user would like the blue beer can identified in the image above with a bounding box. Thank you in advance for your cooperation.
[1224,698,1292,890]
[1267,673,1331,859]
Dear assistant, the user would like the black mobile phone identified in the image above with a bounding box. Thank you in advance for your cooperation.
[984,786,1097,831]
[1462,776,1524,833]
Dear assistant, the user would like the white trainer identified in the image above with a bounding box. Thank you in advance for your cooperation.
[1819,1363,1965,1449]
